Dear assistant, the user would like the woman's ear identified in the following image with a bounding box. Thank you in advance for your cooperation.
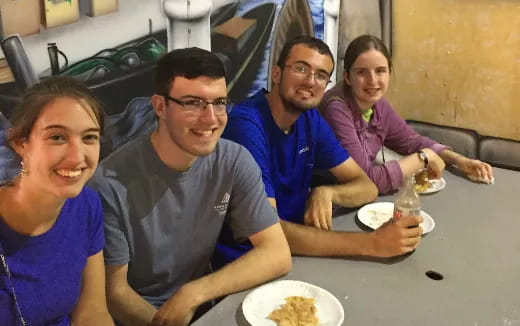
[344,70,351,86]
[9,131,26,157]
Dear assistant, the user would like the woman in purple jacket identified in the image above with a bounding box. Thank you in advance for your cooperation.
[319,35,493,194]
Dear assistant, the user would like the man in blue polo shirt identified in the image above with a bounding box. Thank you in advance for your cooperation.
[215,36,424,264]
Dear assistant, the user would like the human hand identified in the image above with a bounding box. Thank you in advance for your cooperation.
[304,186,333,230]
[422,148,445,179]
[369,215,423,258]
[151,286,199,326]
[456,156,494,184]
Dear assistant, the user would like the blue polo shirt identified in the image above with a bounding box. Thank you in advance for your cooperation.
[214,89,349,265]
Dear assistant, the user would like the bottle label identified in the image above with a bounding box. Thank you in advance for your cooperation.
[393,207,421,221]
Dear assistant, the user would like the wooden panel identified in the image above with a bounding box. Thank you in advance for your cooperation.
[0,58,14,84]
[42,0,80,28]
[387,0,520,140]
[81,0,118,17]
[0,0,40,37]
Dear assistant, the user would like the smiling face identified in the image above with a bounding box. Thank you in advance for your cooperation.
[345,49,390,111]
[15,97,101,199]
[153,76,228,165]
[273,44,334,113]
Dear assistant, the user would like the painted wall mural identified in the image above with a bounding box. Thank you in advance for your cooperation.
[0,0,390,118]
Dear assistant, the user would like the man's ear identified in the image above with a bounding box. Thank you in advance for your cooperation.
[151,94,166,120]
[343,70,351,86]
[272,65,282,85]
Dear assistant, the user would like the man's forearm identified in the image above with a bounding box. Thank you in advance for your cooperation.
[107,284,157,326]
[280,220,374,256]
[181,231,291,307]
[324,175,377,208]
[73,311,114,326]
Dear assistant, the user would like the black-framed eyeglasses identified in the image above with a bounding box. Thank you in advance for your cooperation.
[162,94,232,115]
[280,63,331,88]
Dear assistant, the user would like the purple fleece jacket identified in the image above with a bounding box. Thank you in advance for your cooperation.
[319,82,448,194]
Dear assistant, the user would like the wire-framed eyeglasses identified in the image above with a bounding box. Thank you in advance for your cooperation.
[162,94,232,115]
[281,63,331,88]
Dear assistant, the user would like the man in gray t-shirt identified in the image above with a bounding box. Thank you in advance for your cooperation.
[89,48,291,326]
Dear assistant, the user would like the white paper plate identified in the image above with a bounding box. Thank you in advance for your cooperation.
[242,280,344,326]
[417,177,446,194]
[357,202,435,234]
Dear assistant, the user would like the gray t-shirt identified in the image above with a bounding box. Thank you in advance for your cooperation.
[89,134,278,307]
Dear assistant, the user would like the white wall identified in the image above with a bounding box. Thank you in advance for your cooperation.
[4,0,166,74]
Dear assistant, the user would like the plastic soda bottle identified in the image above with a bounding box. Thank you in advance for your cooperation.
[393,175,421,221]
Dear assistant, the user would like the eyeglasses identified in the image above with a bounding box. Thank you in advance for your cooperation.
[281,63,331,88]
[163,94,231,115]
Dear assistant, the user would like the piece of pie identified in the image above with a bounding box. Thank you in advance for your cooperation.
[268,296,319,326]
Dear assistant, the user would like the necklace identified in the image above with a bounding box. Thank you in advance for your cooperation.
[0,240,27,326]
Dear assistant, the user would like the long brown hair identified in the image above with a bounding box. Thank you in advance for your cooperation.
[8,76,104,145]
[343,35,392,76]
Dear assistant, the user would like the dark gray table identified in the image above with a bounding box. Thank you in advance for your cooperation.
[193,168,520,326]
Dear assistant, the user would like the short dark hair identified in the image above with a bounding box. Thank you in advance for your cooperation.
[343,35,392,74]
[155,47,226,95]
[276,35,335,72]
[8,76,104,144]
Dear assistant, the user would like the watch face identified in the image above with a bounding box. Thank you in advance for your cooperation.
[418,151,428,167]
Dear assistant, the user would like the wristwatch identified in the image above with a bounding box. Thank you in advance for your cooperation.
[417,150,429,168]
